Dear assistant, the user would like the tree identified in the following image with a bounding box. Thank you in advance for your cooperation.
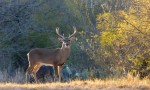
[97,0,150,78]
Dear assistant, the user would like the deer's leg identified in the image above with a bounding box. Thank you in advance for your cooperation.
[32,64,41,83]
[58,65,63,82]
[42,74,46,83]
[26,66,34,83]
[54,65,58,82]
[50,71,54,82]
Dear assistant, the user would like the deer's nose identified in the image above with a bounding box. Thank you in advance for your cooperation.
[66,43,69,46]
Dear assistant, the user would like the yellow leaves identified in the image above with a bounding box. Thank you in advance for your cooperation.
[100,31,128,47]
[97,0,150,48]
[97,0,150,60]
[96,0,150,77]
[96,13,112,21]
[100,31,115,46]
[96,13,115,31]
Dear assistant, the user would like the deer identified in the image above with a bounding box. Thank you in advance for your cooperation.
[26,27,76,83]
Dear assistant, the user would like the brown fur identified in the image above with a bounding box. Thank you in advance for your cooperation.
[26,27,76,83]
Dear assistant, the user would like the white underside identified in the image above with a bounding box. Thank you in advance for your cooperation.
[34,63,53,74]
[39,63,53,66]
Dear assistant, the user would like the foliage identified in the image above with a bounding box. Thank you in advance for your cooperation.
[97,0,150,78]
[0,0,101,78]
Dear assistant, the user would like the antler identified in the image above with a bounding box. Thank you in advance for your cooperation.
[56,27,64,38]
[69,26,77,38]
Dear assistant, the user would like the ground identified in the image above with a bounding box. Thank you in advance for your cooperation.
[0,77,149,90]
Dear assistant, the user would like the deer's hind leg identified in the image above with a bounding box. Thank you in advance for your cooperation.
[32,64,42,83]
[26,66,34,83]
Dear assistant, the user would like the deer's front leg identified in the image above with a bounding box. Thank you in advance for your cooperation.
[58,66,63,82]
[54,65,58,82]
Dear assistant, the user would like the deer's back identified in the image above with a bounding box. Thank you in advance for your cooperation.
[27,48,61,65]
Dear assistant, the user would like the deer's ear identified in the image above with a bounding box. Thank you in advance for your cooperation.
[58,37,63,42]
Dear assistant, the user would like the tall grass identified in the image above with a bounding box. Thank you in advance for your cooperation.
[0,70,25,83]
[0,70,149,90]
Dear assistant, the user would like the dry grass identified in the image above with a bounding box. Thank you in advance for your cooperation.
[0,74,149,90]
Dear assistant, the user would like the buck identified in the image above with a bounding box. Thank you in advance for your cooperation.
[26,27,76,82]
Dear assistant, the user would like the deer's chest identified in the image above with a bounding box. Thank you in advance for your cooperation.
[55,58,66,66]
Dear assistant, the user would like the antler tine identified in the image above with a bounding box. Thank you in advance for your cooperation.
[69,26,77,38]
[56,27,64,38]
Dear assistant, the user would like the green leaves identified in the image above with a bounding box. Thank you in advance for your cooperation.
[28,32,51,48]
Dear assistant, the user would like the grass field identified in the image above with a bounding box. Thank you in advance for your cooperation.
[0,75,149,90]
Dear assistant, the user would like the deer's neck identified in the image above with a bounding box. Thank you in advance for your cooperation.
[60,46,71,60]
